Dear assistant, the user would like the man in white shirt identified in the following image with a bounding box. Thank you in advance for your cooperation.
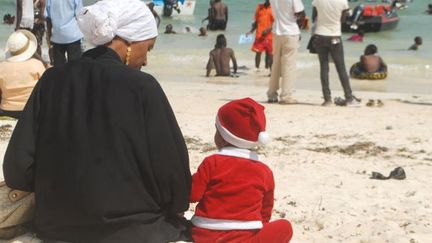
[16,0,46,57]
[267,0,305,104]
[312,0,359,106]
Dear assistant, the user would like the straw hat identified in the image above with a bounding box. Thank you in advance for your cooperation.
[5,29,37,62]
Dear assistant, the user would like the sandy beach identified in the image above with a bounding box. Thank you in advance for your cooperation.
[1,68,432,243]
[162,74,432,242]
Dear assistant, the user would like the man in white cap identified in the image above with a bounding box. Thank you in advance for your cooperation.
[4,0,191,242]
[0,30,45,119]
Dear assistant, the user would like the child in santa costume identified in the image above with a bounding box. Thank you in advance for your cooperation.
[190,98,293,243]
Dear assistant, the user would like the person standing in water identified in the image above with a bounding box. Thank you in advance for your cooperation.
[246,0,274,72]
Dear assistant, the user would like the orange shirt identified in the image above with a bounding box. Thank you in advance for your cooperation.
[0,58,45,111]
[254,4,274,41]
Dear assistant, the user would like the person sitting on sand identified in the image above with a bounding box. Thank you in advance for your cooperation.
[198,27,207,36]
[408,36,422,50]
[348,29,364,42]
[360,44,387,73]
[0,30,45,119]
[164,23,177,34]
[190,97,293,243]
[206,34,237,77]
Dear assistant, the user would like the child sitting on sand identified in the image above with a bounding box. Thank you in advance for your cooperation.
[190,98,293,243]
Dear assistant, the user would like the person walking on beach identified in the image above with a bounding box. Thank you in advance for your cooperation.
[312,0,360,106]
[3,0,191,242]
[267,0,305,104]
[45,0,83,66]
[206,34,237,77]
[246,0,274,72]
[190,98,293,243]
[16,0,46,57]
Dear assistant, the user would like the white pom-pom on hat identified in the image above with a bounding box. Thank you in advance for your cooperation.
[258,131,270,145]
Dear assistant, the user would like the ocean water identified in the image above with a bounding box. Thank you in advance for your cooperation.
[0,0,431,94]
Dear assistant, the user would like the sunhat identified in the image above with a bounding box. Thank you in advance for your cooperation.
[5,29,37,62]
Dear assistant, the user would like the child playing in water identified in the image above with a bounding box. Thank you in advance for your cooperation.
[164,24,177,34]
[408,36,422,50]
[360,44,387,73]
[190,98,293,243]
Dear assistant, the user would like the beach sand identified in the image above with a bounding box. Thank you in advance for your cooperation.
[1,69,432,243]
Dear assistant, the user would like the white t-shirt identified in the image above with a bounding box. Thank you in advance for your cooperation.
[17,0,34,29]
[312,0,349,36]
[270,0,305,36]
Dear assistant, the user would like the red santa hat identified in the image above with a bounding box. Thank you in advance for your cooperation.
[216,98,270,149]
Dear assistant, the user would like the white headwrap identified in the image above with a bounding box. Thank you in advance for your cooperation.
[76,0,158,46]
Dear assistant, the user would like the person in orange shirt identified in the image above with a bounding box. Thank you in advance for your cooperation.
[0,30,45,119]
[246,0,274,72]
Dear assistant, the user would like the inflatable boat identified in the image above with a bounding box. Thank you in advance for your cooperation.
[342,4,399,32]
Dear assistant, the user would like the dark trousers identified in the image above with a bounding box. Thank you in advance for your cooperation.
[52,40,82,66]
[313,35,353,101]
[208,19,227,31]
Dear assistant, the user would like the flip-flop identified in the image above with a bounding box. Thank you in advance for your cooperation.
[370,167,406,180]
[370,171,389,180]
[377,99,384,107]
[366,99,375,107]
[389,167,406,180]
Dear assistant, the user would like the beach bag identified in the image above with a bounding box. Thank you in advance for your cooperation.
[307,35,317,54]
[0,181,35,239]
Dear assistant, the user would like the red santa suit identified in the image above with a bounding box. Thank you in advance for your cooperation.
[190,147,293,243]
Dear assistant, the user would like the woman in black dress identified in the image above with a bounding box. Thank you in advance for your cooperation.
[3,0,191,242]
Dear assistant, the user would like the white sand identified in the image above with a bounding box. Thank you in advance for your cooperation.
[1,73,432,242]
[163,77,432,243]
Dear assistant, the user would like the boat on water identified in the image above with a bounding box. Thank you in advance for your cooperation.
[342,4,399,32]
[148,0,196,17]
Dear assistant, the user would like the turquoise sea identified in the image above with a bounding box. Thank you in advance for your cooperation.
[0,0,431,94]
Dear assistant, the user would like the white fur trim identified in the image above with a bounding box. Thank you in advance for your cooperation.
[217,146,260,161]
[191,215,263,230]
[258,131,270,145]
[216,116,258,149]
